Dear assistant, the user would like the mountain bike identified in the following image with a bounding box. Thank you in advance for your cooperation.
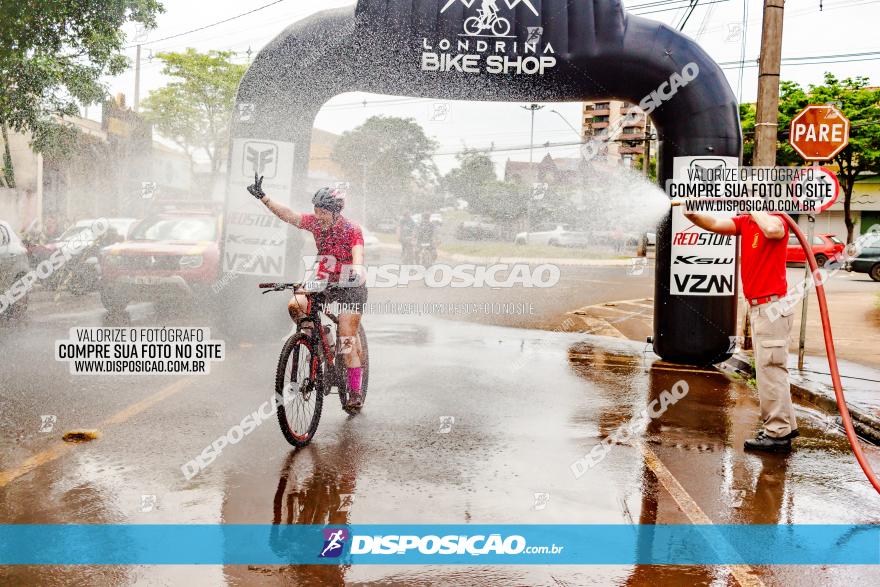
[260,282,370,447]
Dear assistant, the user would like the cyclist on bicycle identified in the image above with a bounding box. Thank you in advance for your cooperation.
[247,174,368,408]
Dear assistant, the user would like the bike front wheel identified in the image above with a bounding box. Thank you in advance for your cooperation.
[276,334,324,447]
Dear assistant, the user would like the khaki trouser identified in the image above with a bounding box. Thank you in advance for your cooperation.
[749,302,797,438]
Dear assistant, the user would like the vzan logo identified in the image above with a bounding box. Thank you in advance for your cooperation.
[423,0,555,75]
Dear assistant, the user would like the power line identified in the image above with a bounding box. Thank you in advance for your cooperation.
[736,0,749,102]
[125,0,288,49]
[632,0,731,16]
[718,48,880,69]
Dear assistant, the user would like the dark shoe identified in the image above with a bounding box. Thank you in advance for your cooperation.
[744,431,792,453]
[346,391,363,409]
[782,429,800,440]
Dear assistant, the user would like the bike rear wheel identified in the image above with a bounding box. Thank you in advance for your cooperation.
[338,324,370,414]
[276,334,323,447]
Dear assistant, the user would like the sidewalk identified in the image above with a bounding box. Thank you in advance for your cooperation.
[725,352,880,443]
[570,288,880,441]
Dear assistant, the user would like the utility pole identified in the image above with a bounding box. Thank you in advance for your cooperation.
[521,104,544,234]
[753,0,785,167]
[742,0,785,352]
[134,44,142,112]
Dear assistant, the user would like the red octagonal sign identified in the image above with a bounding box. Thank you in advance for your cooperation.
[789,104,851,161]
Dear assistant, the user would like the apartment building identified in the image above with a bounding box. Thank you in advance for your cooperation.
[581,100,648,166]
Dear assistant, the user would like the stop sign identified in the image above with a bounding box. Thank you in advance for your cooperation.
[789,105,851,161]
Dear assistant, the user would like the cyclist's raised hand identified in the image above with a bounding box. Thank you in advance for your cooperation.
[247,173,266,199]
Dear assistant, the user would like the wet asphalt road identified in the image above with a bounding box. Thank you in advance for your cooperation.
[2,260,880,586]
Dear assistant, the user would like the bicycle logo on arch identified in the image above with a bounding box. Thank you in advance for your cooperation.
[441,0,540,38]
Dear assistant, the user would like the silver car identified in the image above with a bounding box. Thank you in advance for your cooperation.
[0,220,32,319]
[514,223,591,247]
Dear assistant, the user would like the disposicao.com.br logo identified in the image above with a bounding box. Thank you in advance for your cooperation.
[327,530,563,557]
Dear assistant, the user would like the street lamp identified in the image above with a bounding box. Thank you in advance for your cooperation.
[521,104,545,165]
[549,109,586,143]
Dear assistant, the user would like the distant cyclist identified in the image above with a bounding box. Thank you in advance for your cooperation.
[247,174,367,408]
[398,209,416,263]
[415,211,438,264]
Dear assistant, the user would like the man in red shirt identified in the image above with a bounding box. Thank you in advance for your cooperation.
[684,210,798,452]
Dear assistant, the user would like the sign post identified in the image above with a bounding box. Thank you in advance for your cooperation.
[788,104,850,370]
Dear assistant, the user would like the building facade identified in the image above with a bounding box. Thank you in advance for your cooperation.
[581,100,649,166]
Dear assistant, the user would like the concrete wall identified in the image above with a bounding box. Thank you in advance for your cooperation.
[794,180,880,240]
[0,128,42,233]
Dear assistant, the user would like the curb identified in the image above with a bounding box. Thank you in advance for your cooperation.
[722,353,880,444]
[438,252,645,267]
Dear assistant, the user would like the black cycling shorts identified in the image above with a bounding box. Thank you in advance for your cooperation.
[319,284,368,314]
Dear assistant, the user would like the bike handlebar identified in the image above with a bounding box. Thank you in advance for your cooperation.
[258,282,300,293]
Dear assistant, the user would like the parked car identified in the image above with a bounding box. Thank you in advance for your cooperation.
[99,210,221,312]
[845,235,880,281]
[515,223,591,247]
[32,218,137,294]
[786,232,845,267]
[0,220,32,319]
[372,218,398,233]
[456,220,498,241]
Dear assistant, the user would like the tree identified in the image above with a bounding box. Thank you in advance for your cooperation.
[442,149,497,209]
[442,149,529,222]
[330,116,438,221]
[0,0,163,185]
[740,74,880,242]
[739,102,757,167]
[141,49,246,177]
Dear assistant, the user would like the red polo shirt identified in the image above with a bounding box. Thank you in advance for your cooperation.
[731,214,789,300]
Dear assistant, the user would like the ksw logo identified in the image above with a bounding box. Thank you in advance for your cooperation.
[319,528,349,558]
[243,141,278,179]
[673,256,734,265]
[441,0,539,38]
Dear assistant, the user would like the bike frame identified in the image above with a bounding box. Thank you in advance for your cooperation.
[300,293,340,370]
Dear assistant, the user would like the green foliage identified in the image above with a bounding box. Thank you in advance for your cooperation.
[442,149,529,221]
[30,121,83,162]
[0,0,163,134]
[141,49,246,174]
[330,116,438,217]
[740,74,880,242]
[739,103,756,166]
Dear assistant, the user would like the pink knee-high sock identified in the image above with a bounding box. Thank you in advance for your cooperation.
[347,367,362,393]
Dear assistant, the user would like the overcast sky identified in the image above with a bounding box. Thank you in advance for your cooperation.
[101,0,880,173]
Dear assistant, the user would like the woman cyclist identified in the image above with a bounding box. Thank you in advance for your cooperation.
[247,174,367,407]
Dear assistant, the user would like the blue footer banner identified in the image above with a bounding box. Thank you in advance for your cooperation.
[1,525,878,565]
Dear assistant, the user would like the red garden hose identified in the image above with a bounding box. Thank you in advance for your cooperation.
[783,213,880,494]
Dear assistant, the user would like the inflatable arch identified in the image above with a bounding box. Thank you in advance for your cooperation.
[225,0,743,364]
